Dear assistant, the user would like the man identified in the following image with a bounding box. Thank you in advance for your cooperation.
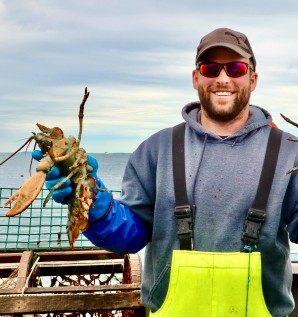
[33,28,298,316]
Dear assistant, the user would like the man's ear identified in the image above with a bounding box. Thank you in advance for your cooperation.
[192,69,199,90]
[250,71,258,92]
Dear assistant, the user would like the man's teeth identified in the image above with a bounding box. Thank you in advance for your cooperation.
[215,91,232,96]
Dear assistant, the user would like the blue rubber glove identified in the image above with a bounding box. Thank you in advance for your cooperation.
[32,150,72,204]
[32,150,112,222]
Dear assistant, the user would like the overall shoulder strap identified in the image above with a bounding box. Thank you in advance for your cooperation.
[172,124,283,251]
[172,123,193,250]
[172,123,188,206]
[242,127,283,248]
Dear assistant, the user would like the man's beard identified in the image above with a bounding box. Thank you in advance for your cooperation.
[198,85,251,122]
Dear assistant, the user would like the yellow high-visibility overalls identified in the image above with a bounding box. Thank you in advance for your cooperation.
[149,125,283,317]
[150,250,271,316]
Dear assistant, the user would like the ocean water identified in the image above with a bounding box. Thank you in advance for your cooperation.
[0,152,130,190]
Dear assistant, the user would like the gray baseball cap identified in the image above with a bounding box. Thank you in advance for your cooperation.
[196,28,256,70]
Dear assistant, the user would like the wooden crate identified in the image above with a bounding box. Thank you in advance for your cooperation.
[0,249,145,316]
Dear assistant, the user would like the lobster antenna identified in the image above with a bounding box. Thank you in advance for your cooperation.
[280,113,298,128]
[0,137,34,166]
[77,87,90,147]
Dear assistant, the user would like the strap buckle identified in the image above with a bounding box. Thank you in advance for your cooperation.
[174,205,193,237]
[242,208,266,247]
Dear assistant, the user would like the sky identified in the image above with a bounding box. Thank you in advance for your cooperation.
[1,0,298,153]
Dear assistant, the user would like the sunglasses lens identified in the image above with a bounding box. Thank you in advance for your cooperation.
[198,62,249,78]
[199,63,221,78]
[225,62,248,77]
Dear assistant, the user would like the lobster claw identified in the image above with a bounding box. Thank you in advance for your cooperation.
[3,171,47,216]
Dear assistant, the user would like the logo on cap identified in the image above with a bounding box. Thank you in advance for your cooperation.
[225,31,243,45]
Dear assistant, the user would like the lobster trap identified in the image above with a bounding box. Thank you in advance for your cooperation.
[0,187,145,317]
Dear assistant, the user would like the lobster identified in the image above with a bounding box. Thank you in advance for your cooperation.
[0,87,102,249]
[281,113,298,175]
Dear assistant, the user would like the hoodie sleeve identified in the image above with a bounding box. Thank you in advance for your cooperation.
[83,134,161,254]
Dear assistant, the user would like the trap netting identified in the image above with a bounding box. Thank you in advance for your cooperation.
[0,187,121,251]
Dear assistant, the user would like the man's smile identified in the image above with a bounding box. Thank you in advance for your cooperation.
[213,91,234,96]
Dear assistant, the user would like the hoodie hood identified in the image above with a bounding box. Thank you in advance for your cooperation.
[182,101,272,142]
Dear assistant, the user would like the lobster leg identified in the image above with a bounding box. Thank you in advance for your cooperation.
[287,166,298,175]
[3,171,47,216]
[69,150,87,172]
[48,146,78,164]
[288,137,298,142]
[43,167,82,207]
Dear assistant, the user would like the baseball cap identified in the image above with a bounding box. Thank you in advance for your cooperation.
[195,28,256,70]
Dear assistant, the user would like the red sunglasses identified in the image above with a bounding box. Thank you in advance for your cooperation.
[197,62,253,78]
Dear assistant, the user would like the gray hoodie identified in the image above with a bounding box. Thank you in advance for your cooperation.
[120,102,298,316]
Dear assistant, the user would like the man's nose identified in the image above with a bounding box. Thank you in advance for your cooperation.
[216,67,230,83]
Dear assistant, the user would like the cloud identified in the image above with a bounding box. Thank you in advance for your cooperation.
[0,0,298,153]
